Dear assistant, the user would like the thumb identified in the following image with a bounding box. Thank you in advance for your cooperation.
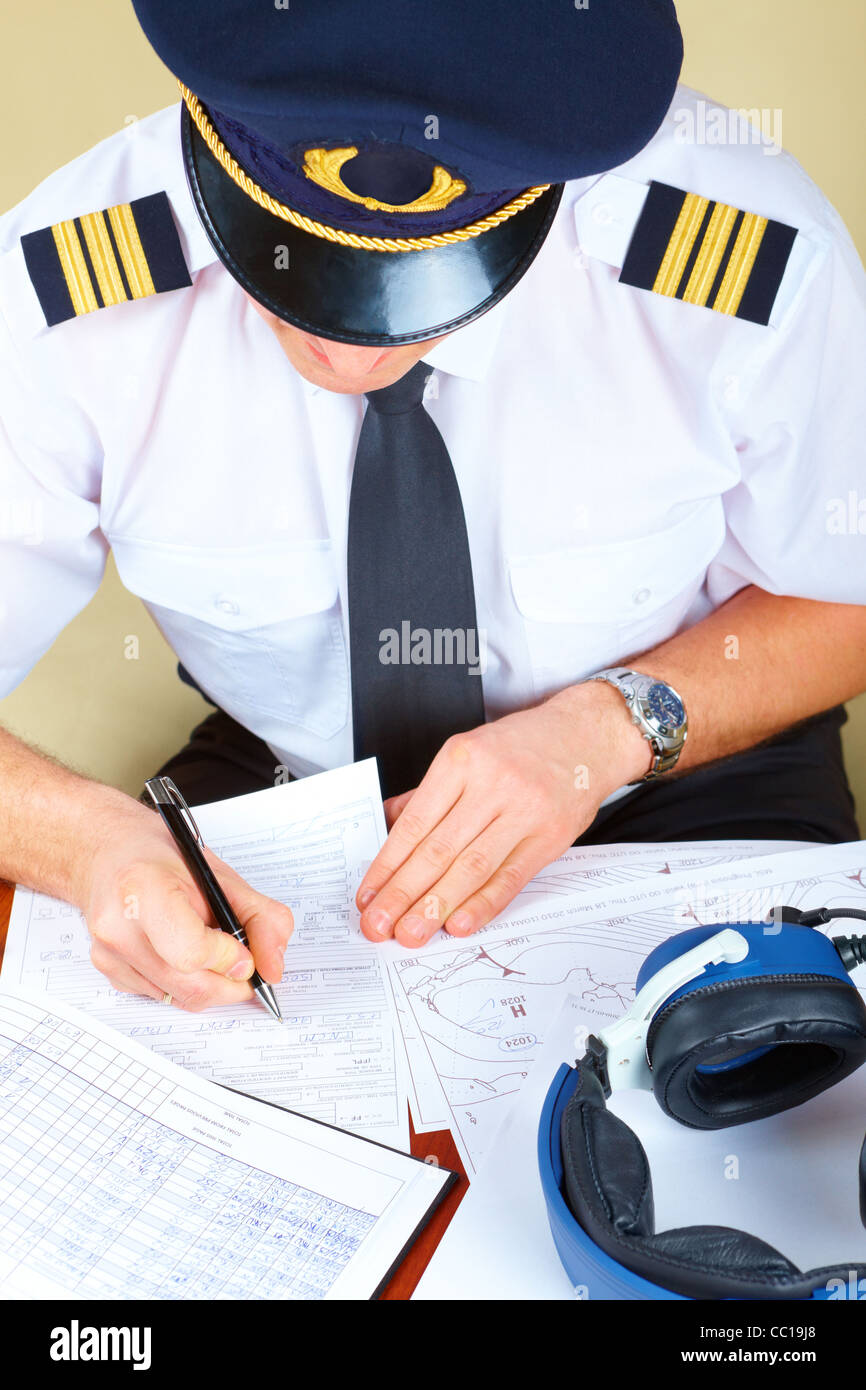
[384,788,416,830]
[208,857,294,984]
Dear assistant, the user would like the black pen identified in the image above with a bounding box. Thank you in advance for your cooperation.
[144,775,283,1022]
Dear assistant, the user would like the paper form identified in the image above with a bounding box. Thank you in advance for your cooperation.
[2,760,409,1149]
[414,979,866,1300]
[389,838,866,1174]
[386,839,811,1135]
[0,987,451,1301]
[413,993,584,1299]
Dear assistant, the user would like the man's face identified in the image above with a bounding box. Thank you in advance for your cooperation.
[246,295,447,394]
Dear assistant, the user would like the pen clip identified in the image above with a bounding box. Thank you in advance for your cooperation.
[144,775,205,847]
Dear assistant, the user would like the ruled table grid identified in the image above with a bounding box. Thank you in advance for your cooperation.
[0,1000,376,1299]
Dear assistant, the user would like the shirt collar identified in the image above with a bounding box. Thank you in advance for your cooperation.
[276,175,607,400]
[171,178,222,278]
[421,176,605,380]
[420,294,509,382]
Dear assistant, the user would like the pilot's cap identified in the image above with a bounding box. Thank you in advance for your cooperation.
[132,0,683,344]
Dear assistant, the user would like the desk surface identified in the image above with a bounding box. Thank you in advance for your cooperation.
[0,876,467,1300]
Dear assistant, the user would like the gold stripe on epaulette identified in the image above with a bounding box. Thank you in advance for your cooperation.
[79,210,128,308]
[107,204,156,299]
[619,180,797,326]
[51,220,99,316]
[713,213,768,317]
[681,202,739,307]
[652,193,710,299]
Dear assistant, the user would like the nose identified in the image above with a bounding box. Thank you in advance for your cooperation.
[308,336,392,376]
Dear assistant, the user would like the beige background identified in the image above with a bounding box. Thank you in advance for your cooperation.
[1,0,865,811]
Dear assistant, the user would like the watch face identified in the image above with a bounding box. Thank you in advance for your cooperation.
[645,682,685,731]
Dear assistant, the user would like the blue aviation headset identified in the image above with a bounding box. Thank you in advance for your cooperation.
[538,906,866,1299]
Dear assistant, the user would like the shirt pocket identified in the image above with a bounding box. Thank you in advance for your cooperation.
[507,501,726,698]
[110,536,349,739]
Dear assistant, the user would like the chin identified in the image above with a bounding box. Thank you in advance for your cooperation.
[302,366,374,394]
[299,356,411,395]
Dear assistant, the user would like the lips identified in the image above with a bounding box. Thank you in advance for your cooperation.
[302,334,332,365]
[302,334,392,373]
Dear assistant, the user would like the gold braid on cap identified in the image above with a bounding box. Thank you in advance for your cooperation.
[179,84,551,253]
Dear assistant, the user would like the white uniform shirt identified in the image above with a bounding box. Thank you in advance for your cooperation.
[1,88,865,780]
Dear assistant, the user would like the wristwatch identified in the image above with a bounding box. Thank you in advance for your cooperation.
[585,667,688,782]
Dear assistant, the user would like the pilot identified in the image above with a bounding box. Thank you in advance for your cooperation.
[0,0,864,1011]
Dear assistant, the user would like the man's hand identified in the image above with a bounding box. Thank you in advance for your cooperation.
[356,681,649,947]
[75,799,294,1010]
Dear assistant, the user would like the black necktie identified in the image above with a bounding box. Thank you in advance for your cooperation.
[348,361,485,799]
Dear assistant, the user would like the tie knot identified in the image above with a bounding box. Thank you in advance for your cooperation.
[365,360,432,415]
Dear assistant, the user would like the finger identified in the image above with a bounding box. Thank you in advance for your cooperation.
[440,836,557,940]
[357,737,474,909]
[360,792,497,942]
[93,936,258,1013]
[205,854,294,984]
[390,816,520,946]
[90,941,165,1002]
[382,789,415,832]
[88,884,251,987]
[140,878,255,978]
[92,855,292,992]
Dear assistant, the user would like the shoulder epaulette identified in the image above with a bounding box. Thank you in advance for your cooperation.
[619,181,798,326]
[20,191,192,328]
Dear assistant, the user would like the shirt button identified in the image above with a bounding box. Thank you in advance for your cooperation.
[592,202,615,225]
[216,595,240,616]
[633,587,651,605]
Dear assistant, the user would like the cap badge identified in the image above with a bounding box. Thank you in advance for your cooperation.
[302,146,467,214]
[180,84,549,253]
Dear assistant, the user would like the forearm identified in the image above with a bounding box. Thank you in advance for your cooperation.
[642,588,866,771]
[0,725,147,904]
[550,587,866,786]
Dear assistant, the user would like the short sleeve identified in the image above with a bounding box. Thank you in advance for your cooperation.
[0,311,108,699]
[705,196,866,608]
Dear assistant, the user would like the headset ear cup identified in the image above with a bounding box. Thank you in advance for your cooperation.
[647,976,866,1129]
[558,1058,866,1299]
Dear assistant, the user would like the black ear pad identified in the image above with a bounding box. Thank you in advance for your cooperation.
[647,976,866,1130]
[561,1061,866,1300]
